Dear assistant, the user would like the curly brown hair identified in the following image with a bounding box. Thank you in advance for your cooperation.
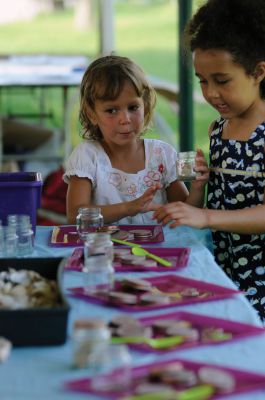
[184,0,265,98]
[79,55,156,140]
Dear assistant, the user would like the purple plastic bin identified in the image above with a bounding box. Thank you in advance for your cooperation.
[0,172,42,233]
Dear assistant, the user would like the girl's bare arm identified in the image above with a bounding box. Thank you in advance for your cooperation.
[166,180,189,202]
[204,202,265,234]
[153,199,265,234]
[66,176,93,224]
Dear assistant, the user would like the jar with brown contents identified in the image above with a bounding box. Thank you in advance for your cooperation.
[72,318,110,369]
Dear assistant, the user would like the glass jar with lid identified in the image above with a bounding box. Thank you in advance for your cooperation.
[176,151,198,181]
[76,207,104,241]
[72,318,110,369]
[84,254,114,293]
[84,232,114,264]
[90,343,132,391]
[5,225,18,257]
[17,215,34,256]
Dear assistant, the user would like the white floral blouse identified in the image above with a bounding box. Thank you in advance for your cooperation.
[64,138,178,224]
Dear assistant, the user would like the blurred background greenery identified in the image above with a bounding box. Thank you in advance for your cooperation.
[0,0,218,155]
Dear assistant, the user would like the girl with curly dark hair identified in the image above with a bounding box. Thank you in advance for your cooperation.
[154,0,265,321]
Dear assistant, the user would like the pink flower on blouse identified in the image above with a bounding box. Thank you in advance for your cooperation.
[127,184,137,195]
[154,147,162,155]
[109,172,122,187]
[158,163,164,173]
[143,171,161,187]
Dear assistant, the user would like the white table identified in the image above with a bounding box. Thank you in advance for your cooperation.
[0,54,89,165]
[0,225,265,400]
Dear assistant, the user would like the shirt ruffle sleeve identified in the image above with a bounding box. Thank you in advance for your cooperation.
[63,141,98,188]
[159,140,178,187]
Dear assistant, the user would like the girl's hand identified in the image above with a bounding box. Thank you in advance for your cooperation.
[129,183,162,215]
[191,148,209,189]
[152,201,209,229]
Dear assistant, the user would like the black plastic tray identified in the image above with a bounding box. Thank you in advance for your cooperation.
[0,257,70,346]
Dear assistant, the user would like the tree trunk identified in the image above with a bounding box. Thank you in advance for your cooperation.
[74,0,94,31]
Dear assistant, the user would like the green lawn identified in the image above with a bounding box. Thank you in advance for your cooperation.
[0,0,217,155]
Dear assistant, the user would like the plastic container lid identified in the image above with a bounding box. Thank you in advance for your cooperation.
[0,172,42,183]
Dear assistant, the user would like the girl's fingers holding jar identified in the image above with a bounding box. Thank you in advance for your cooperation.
[195,170,209,181]
[196,148,206,159]
[195,156,208,168]
[194,163,209,177]
[195,149,208,165]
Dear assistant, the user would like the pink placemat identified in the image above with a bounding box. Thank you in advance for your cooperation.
[64,357,265,399]
[109,310,265,353]
[49,224,164,247]
[64,247,190,272]
[49,225,82,247]
[68,274,241,312]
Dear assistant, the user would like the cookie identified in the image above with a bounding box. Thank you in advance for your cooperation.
[200,327,232,342]
[152,319,191,334]
[120,255,146,265]
[129,229,153,241]
[121,277,153,292]
[113,249,131,261]
[181,287,200,297]
[135,382,172,395]
[166,326,199,342]
[108,291,138,305]
[198,366,235,393]
[108,314,140,328]
[160,364,198,386]
[140,293,170,305]
[141,259,158,268]
[149,362,183,382]
[97,225,119,234]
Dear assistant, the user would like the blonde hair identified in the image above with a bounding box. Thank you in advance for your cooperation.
[79,55,156,140]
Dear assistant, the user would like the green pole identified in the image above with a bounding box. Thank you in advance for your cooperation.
[178,0,193,151]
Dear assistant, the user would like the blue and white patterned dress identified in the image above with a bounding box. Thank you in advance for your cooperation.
[207,117,265,321]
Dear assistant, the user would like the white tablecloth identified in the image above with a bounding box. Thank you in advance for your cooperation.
[0,225,264,400]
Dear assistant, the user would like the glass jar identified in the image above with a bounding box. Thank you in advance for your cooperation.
[17,224,34,256]
[72,318,110,369]
[84,232,114,263]
[7,214,18,229]
[76,207,104,241]
[176,151,198,181]
[84,254,114,293]
[5,225,18,257]
[6,214,34,256]
[90,344,132,391]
